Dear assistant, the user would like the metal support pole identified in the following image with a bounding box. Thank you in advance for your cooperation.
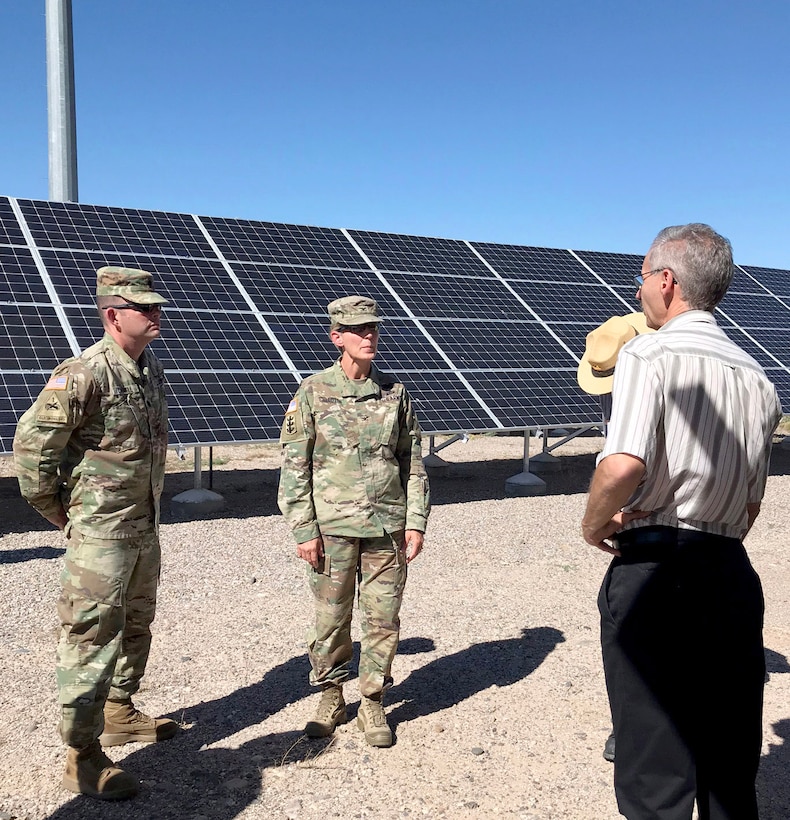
[193,446,202,490]
[46,0,79,201]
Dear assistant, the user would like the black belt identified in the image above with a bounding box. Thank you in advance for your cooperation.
[613,525,740,562]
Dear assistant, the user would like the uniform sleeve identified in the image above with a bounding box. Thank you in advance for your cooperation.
[600,348,663,470]
[277,384,320,543]
[12,362,98,521]
[397,388,430,532]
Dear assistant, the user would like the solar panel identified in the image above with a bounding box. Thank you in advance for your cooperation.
[350,230,495,277]
[1,194,788,454]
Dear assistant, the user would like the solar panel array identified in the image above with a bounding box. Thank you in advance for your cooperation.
[1,195,788,453]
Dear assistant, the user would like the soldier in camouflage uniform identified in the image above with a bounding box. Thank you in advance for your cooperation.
[13,267,176,800]
[278,295,430,748]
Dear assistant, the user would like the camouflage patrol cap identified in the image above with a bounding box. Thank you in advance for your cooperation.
[96,266,167,305]
[327,295,382,328]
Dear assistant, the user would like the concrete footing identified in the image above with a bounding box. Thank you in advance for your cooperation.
[171,488,225,520]
[504,471,547,496]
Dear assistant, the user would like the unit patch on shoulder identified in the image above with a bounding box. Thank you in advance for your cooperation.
[36,390,70,425]
[280,397,306,443]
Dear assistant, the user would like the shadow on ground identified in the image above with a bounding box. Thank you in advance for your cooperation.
[43,628,560,820]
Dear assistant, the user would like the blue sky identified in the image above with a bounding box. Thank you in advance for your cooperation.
[2,1,789,267]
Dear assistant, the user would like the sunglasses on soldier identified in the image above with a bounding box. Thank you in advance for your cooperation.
[103,302,162,315]
[337,323,379,334]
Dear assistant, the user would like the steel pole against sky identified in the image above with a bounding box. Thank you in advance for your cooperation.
[46,0,78,202]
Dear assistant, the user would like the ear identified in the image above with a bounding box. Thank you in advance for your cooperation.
[329,328,344,350]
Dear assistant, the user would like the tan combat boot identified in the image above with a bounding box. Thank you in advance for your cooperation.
[62,741,138,800]
[304,684,347,738]
[357,695,393,747]
[100,700,179,747]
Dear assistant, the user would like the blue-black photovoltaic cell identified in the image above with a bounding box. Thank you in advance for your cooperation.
[737,328,790,370]
[473,243,598,284]
[0,306,74,370]
[0,246,49,303]
[507,281,633,324]
[717,293,790,328]
[266,317,449,374]
[739,266,790,298]
[374,319,448,371]
[349,230,495,278]
[201,216,366,269]
[389,371,495,433]
[765,369,790,410]
[381,272,527,320]
[165,371,298,445]
[152,311,287,371]
[463,372,600,428]
[0,198,25,246]
[0,373,48,453]
[63,308,288,372]
[421,320,575,370]
[720,327,783,371]
[729,266,767,294]
[572,250,644,286]
[20,200,215,258]
[550,324,599,362]
[41,250,250,312]
[265,317,337,373]
[3,195,790,452]
[232,264,406,318]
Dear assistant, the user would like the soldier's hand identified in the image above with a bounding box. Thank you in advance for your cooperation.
[297,537,324,568]
[403,530,424,563]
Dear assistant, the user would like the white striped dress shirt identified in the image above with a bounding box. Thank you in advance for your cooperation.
[601,310,782,539]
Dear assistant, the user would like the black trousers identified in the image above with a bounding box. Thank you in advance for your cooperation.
[599,526,765,820]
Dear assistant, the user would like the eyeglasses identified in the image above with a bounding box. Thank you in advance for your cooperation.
[634,268,667,287]
[103,303,162,315]
[337,323,379,334]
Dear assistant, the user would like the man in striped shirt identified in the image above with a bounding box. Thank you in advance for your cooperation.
[582,223,781,820]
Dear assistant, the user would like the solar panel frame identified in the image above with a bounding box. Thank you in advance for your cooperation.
[1,194,788,455]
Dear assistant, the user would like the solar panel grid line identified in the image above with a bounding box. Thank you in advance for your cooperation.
[568,249,640,311]
[732,263,787,297]
[191,214,303,378]
[342,228,503,428]
[9,198,81,357]
[465,240,585,364]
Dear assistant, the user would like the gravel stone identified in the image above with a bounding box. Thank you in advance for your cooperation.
[1,436,789,819]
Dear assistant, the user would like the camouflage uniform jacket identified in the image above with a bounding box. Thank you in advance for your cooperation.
[13,334,168,538]
[278,359,430,542]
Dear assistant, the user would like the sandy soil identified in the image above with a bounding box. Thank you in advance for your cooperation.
[1,433,789,820]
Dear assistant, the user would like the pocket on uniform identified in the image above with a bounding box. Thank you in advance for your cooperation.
[58,559,124,645]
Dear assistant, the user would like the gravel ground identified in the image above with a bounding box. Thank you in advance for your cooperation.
[1,433,789,820]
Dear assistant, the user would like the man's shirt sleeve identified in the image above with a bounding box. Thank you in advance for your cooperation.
[600,347,663,471]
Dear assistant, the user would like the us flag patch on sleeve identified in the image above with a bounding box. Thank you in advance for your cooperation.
[287,398,298,412]
[45,375,68,390]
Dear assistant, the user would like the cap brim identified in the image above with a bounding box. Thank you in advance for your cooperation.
[125,292,168,305]
[332,314,382,327]
[577,353,614,395]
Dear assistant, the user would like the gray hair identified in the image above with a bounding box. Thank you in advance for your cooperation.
[647,223,733,311]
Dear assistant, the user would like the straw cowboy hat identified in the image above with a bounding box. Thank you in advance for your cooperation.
[577,312,654,395]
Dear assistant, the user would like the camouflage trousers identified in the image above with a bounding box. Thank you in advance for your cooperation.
[307,532,407,698]
[56,528,160,747]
